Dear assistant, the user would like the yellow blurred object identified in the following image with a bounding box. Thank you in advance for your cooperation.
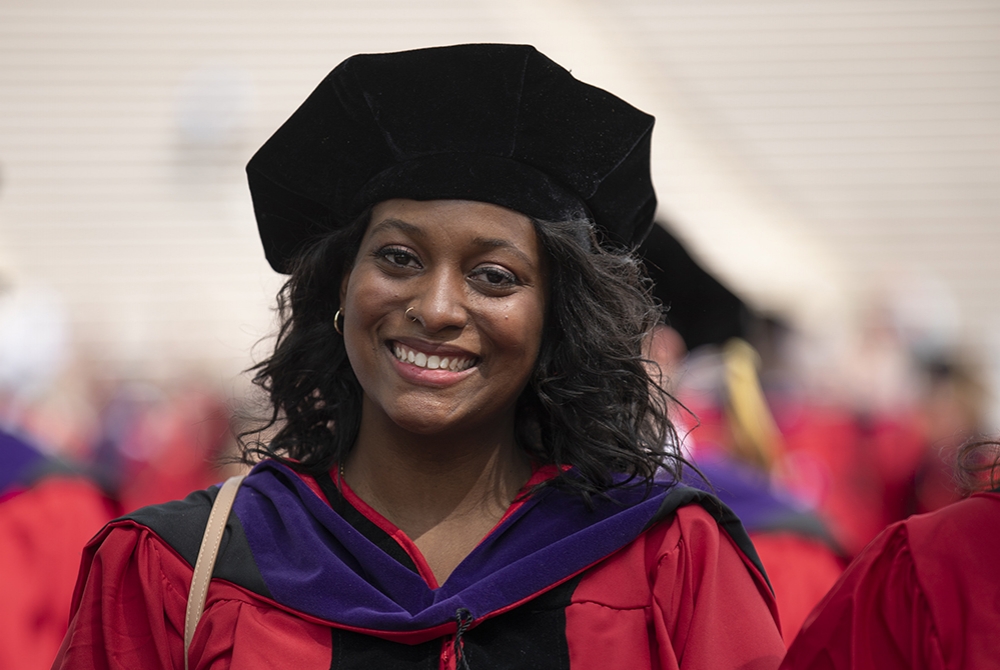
[722,338,785,472]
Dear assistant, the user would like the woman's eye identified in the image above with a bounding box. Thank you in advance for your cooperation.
[470,266,518,288]
[375,247,419,268]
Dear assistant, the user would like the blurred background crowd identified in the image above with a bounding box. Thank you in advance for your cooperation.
[1,0,998,666]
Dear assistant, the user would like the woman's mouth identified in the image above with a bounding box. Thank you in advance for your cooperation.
[392,343,477,372]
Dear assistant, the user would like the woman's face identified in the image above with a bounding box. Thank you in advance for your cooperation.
[340,199,548,439]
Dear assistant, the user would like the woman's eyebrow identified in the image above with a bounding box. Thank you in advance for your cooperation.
[471,237,535,268]
[368,217,424,238]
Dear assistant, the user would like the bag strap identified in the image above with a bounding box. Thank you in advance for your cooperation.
[184,474,246,670]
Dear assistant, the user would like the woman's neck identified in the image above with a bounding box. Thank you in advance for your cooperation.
[342,417,531,583]
[344,428,529,531]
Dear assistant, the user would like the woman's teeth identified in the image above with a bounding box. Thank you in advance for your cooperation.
[393,344,475,371]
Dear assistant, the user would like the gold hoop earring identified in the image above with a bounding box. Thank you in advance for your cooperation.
[334,308,344,335]
[405,306,418,322]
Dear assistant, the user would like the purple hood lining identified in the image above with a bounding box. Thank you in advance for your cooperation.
[233,461,680,633]
[0,429,46,494]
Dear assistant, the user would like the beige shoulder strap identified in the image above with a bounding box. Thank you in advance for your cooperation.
[184,474,246,670]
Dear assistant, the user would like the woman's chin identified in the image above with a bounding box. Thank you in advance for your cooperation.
[385,403,495,441]
[390,414,451,436]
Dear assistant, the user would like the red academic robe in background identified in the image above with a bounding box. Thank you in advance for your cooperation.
[0,430,118,670]
[688,455,846,645]
[750,532,844,644]
[776,402,927,557]
[780,491,1000,669]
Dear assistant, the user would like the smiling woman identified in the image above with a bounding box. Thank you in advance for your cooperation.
[54,44,785,670]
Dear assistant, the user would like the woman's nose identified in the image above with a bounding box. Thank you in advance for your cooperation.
[410,270,469,332]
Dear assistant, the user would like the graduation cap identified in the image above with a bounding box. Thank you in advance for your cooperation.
[246,43,658,273]
[639,221,754,351]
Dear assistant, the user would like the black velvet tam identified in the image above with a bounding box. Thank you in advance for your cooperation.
[246,43,657,273]
[639,222,752,351]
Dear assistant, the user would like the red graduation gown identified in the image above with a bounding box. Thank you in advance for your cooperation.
[780,491,1000,669]
[54,466,785,669]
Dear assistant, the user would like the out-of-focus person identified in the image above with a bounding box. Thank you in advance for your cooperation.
[0,280,118,670]
[775,285,984,559]
[908,354,987,514]
[91,379,236,513]
[780,438,1000,669]
[674,339,846,646]
[640,227,846,646]
[0,428,118,670]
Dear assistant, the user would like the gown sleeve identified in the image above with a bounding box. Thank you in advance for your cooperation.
[779,521,946,670]
[651,504,786,670]
[53,523,194,669]
[52,522,333,670]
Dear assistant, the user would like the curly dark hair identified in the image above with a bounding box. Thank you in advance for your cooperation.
[239,211,685,499]
[955,438,1000,494]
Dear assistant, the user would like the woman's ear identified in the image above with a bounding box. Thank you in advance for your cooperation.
[339,269,351,306]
